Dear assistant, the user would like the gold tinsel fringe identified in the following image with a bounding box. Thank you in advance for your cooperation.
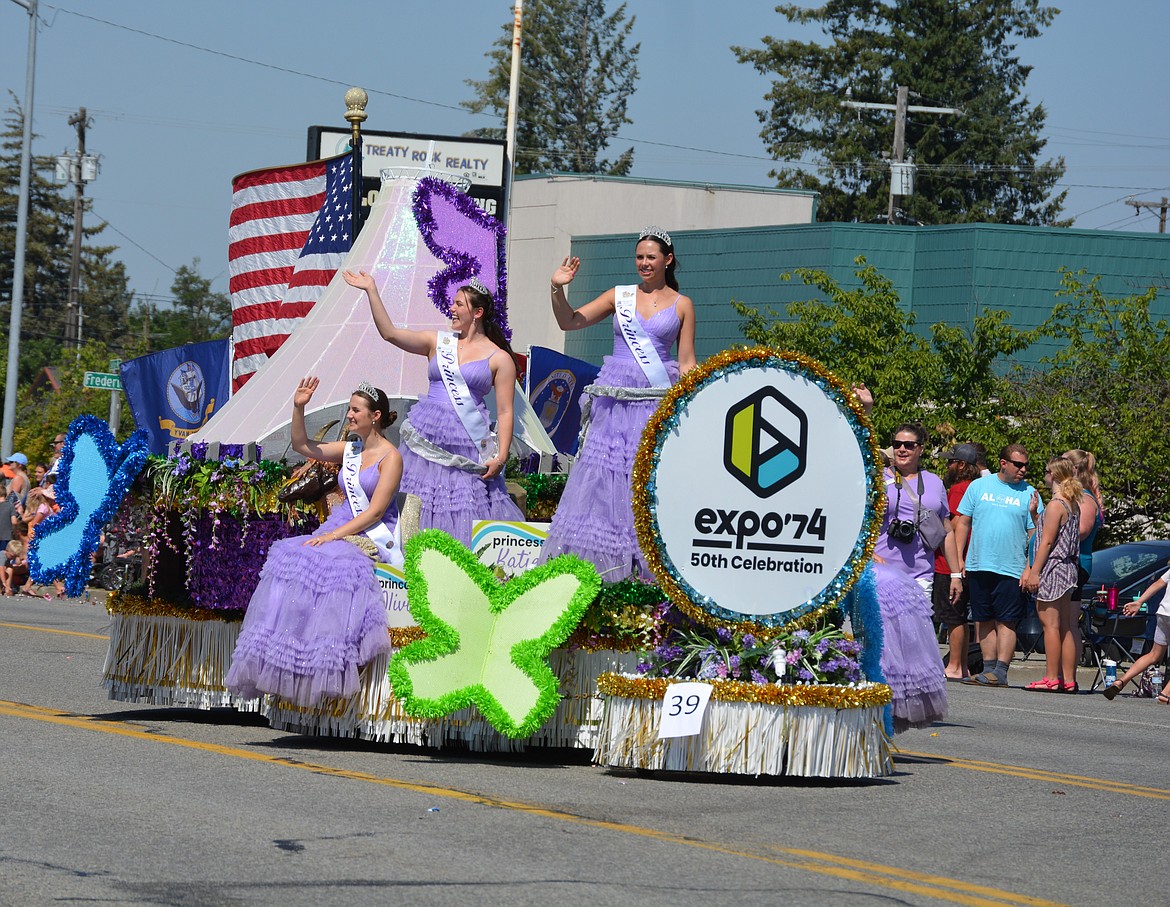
[102,612,259,711]
[265,648,640,750]
[597,673,892,708]
[106,591,243,622]
[594,685,893,778]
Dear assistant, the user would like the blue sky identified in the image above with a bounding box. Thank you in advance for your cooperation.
[2,1,1168,308]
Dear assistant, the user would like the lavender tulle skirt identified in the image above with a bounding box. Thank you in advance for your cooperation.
[538,357,679,582]
[399,397,523,546]
[226,521,391,708]
[874,562,947,732]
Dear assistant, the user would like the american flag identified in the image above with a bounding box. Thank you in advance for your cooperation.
[227,153,354,392]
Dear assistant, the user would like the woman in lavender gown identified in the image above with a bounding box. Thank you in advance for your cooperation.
[344,270,522,545]
[227,379,403,707]
[537,228,697,582]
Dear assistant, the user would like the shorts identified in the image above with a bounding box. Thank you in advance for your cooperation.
[967,570,1025,624]
[1154,613,1170,647]
[932,571,969,627]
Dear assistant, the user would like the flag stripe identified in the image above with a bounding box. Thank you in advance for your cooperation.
[228,153,353,390]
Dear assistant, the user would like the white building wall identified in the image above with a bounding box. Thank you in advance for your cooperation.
[506,175,817,354]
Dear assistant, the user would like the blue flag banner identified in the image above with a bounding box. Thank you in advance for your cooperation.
[526,346,600,456]
[120,339,231,455]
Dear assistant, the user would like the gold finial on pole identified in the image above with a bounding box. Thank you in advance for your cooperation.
[344,86,368,148]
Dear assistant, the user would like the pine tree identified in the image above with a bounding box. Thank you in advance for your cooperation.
[464,0,640,175]
[733,1,1067,225]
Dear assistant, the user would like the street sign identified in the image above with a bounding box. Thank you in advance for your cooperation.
[83,371,122,391]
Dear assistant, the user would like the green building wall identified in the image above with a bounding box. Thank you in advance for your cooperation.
[562,223,1170,369]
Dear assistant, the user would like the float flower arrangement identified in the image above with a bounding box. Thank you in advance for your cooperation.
[636,622,863,685]
[134,447,319,609]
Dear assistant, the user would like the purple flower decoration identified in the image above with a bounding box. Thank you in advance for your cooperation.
[716,626,733,642]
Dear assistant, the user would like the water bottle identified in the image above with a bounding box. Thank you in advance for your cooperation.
[1152,666,1165,697]
[1104,659,1118,686]
[1107,586,1119,611]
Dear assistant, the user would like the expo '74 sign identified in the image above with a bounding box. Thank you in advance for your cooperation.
[632,348,884,632]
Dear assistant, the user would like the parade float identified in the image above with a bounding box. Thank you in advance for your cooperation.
[69,95,895,778]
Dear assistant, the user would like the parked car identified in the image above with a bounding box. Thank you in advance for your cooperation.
[1080,540,1170,661]
[1082,540,1170,607]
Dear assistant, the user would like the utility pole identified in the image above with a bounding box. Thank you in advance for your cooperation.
[3,0,38,461]
[1126,197,1169,234]
[64,107,89,347]
[843,86,961,224]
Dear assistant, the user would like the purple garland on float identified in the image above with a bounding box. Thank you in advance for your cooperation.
[410,176,511,340]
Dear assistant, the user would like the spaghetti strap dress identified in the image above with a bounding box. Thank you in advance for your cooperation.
[398,355,523,546]
[1036,499,1080,602]
[226,459,397,707]
[537,299,681,582]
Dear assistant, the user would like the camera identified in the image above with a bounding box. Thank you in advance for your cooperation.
[888,519,917,543]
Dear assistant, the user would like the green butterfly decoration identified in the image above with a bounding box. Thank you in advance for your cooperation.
[388,529,601,738]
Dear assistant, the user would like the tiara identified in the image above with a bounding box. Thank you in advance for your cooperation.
[356,381,382,401]
[467,276,491,296]
[638,225,673,247]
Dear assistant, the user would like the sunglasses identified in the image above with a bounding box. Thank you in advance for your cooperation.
[1005,458,1028,469]
[891,440,920,450]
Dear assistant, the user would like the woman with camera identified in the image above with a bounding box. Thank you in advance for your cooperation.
[872,423,959,730]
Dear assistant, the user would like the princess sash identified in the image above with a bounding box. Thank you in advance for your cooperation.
[341,441,403,567]
[436,331,497,463]
[614,286,671,388]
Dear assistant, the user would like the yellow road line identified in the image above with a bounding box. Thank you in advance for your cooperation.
[0,621,108,641]
[896,749,1170,800]
[0,698,1063,907]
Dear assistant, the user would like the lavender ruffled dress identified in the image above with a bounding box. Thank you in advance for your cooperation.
[399,355,523,545]
[537,300,681,582]
[874,561,948,732]
[226,461,396,707]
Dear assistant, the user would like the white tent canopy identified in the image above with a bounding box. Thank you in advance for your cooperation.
[193,176,555,462]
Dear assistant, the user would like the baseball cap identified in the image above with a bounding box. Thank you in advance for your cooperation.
[941,443,979,466]
[6,452,27,466]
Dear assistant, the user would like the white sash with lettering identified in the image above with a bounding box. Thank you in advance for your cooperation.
[614,286,671,388]
[436,330,497,463]
[341,441,403,568]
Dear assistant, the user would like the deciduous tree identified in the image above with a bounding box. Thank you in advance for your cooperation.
[464,0,639,175]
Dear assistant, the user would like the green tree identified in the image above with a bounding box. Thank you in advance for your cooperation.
[733,1,1067,225]
[732,257,1042,454]
[128,259,230,352]
[1011,270,1170,542]
[464,0,639,175]
[733,258,937,441]
[12,339,133,462]
[0,100,134,396]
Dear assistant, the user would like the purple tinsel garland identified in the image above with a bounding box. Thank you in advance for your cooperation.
[410,176,511,340]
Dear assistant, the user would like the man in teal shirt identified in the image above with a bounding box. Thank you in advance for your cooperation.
[954,444,1040,687]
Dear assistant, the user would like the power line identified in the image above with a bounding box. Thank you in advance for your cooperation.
[44,5,481,117]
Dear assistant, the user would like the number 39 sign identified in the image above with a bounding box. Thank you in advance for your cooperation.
[656,682,714,738]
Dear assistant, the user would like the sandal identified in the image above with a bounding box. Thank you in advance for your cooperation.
[1025,677,1062,692]
[1103,681,1125,700]
[1157,693,1170,705]
[1062,681,1079,694]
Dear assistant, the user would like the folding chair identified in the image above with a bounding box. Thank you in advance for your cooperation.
[1084,606,1154,690]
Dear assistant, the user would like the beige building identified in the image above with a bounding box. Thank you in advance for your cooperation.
[506,174,818,353]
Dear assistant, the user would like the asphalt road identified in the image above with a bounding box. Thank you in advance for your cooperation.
[2,594,1167,907]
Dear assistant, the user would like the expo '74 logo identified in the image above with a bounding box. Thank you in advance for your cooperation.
[723,387,807,498]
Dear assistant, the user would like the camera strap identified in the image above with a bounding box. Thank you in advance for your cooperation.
[899,472,926,525]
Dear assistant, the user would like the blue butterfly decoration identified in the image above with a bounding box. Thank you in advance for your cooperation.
[29,415,150,597]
